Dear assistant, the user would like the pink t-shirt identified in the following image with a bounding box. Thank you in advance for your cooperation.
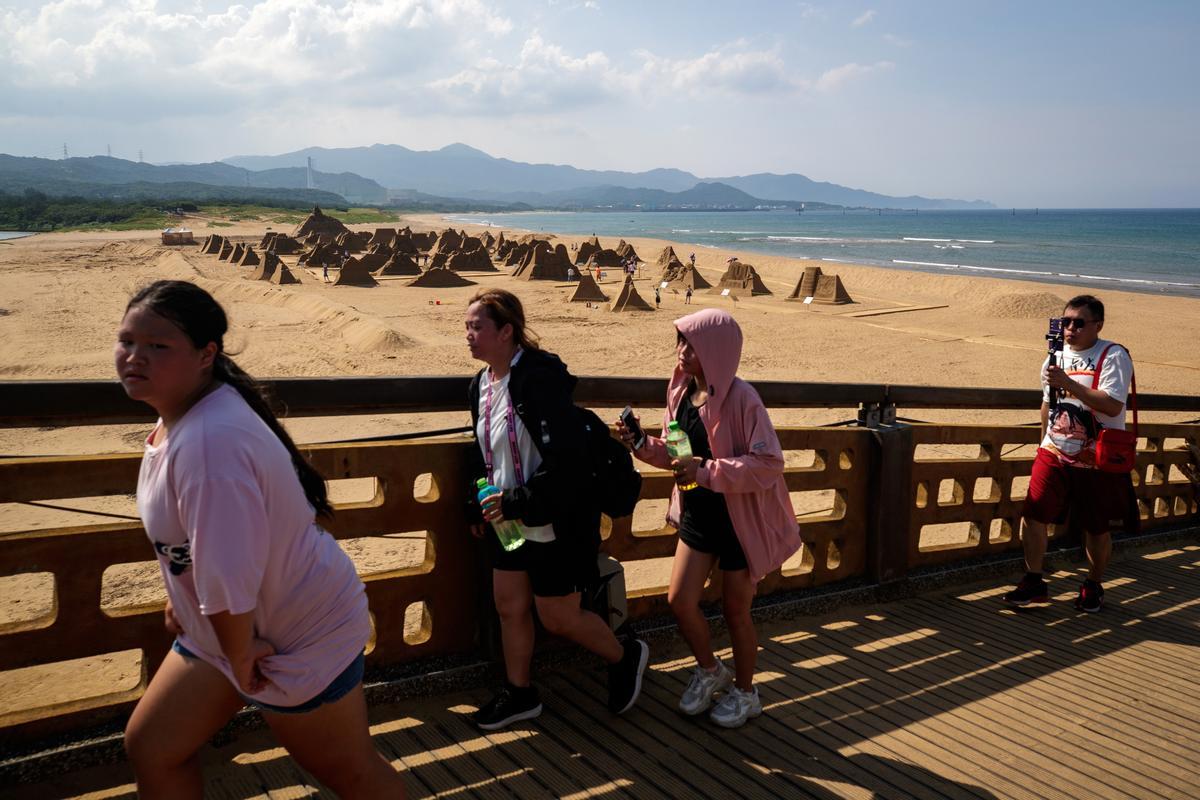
[136,384,370,707]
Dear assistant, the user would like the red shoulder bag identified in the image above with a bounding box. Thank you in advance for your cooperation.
[1091,343,1138,473]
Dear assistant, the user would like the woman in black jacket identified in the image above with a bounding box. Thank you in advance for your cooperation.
[464,288,648,730]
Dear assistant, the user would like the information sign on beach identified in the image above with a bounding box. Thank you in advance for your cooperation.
[660,281,669,288]
[720,288,731,296]
[804,296,814,305]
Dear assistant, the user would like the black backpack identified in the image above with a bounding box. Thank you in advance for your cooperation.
[576,406,643,519]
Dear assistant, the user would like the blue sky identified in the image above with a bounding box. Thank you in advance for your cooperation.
[2,0,1198,206]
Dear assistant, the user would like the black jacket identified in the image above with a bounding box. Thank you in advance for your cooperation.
[466,349,601,559]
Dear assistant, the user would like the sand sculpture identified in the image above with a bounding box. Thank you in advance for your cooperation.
[247,251,280,281]
[482,231,496,249]
[229,243,246,263]
[514,243,572,280]
[367,228,397,249]
[269,257,300,286]
[429,251,451,269]
[411,231,437,250]
[336,231,371,253]
[567,272,609,303]
[575,238,601,265]
[447,248,497,272]
[236,246,260,267]
[516,234,549,246]
[493,231,506,251]
[665,263,712,292]
[218,240,234,261]
[202,235,224,255]
[292,206,349,239]
[711,260,772,297]
[787,265,852,304]
[375,252,422,276]
[332,257,378,287]
[610,276,654,312]
[588,248,624,268]
[406,267,477,288]
[355,252,391,272]
[392,234,418,255]
[460,235,483,253]
[616,240,641,262]
[260,232,302,254]
[299,242,341,268]
[655,246,680,268]
[433,229,464,253]
[368,242,394,256]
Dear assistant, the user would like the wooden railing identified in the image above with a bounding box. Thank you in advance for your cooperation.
[1,378,1197,749]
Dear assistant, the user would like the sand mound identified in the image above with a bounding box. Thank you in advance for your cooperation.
[981,292,1067,319]
[162,253,410,353]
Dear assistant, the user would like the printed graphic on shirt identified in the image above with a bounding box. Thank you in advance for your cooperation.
[1046,403,1100,466]
[154,540,192,575]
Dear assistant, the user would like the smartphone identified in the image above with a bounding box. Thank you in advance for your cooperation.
[620,406,646,450]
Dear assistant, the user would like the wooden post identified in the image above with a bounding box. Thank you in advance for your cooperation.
[866,422,914,586]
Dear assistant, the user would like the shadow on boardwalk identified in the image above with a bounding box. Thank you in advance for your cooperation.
[15,544,1200,799]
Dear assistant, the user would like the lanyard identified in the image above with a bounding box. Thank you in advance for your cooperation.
[483,374,525,487]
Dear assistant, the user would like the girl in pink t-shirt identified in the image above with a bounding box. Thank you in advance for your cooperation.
[118,280,406,798]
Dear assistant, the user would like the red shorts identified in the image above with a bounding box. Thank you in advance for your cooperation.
[1023,448,1135,533]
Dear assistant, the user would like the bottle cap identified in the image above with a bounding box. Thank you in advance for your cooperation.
[667,421,681,431]
[475,478,488,489]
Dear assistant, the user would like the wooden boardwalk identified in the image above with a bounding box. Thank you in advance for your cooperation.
[15,544,1200,800]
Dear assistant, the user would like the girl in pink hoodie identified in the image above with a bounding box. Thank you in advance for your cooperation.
[618,308,800,728]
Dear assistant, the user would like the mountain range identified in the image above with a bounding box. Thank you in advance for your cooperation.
[0,155,385,205]
[224,143,994,210]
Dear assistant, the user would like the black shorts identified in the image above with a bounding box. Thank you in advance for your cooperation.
[679,524,748,572]
[490,532,598,598]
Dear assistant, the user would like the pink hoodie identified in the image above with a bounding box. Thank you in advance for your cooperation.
[636,308,800,583]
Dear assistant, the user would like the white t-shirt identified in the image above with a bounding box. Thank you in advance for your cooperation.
[137,384,370,706]
[1039,338,1133,467]
[475,353,556,543]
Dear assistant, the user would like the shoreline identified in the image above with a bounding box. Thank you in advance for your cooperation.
[433,210,1200,300]
[417,212,1200,306]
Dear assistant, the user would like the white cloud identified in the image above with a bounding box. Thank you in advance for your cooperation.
[814,60,893,92]
[635,43,808,97]
[883,33,912,47]
[797,2,826,20]
[852,9,876,27]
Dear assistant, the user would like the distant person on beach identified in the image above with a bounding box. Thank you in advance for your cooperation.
[655,287,661,309]
[464,288,649,731]
[1003,295,1135,613]
[117,281,407,798]
[689,253,696,267]
[685,286,694,305]
[322,263,329,282]
[617,309,800,728]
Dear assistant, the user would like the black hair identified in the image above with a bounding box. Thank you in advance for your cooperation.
[1065,294,1105,321]
[125,280,332,518]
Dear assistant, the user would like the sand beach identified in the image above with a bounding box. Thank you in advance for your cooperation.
[2,213,1198,723]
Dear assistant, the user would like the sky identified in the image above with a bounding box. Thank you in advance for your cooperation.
[2,0,1198,207]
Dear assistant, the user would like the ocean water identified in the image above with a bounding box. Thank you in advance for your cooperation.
[0,232,34,241]
[445,209,1200,297]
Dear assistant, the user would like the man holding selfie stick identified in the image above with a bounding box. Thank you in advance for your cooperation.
[1003,295,1135,613]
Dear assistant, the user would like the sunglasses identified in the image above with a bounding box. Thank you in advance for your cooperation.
[1061,317,1095,330]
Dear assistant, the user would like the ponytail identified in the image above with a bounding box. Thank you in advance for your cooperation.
[125,280,332,519]
[213,354,333,519]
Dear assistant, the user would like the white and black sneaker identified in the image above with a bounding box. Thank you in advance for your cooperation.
[608,637,649,714]
[473,683,542,731]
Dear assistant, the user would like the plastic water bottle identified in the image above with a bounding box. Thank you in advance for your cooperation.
[475,479,525,551]
[664,421,698,491]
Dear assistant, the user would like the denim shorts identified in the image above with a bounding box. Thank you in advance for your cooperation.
[172,639,365,715]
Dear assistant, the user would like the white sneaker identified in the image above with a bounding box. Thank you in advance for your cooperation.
[709,685,762,728]
[679,659,733,715]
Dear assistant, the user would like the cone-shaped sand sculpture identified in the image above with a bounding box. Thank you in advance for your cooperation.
[567,272,609,303]
[269,258,300,286]
[610,276,654,312]
[236,246,260,267]
[405,267,477,288]
[332,257,378,287]
[376,252,422,276]
[292,207,349,239]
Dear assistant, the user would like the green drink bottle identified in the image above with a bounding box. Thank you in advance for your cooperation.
[476,478,525,551]
[664,421,698,491]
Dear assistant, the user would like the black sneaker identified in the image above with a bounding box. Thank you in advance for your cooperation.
[473,683,542,731]
[608,637,649,714]
[1075,580,1104,613]
[1003,575,1049,606]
